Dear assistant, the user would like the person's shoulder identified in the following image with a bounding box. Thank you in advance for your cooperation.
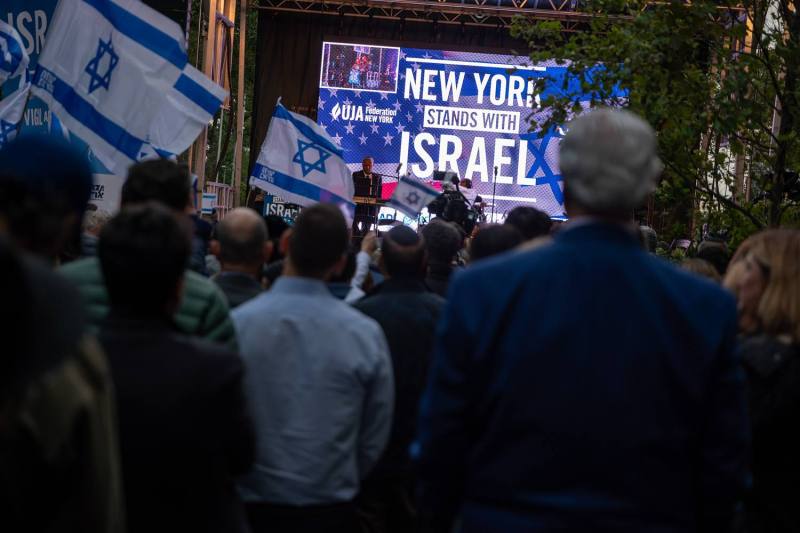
[420,290,446,306]
[738,334,800,377]
[231,291,270,320]
[649,254,736,308]
[59,256,101,282]
[182,269,229,307]
[21,255,87,367]
[26,255,81,302]
[336,295,376,321]
[636,255,739,339]
[351,295,373,313]
[171,332,243,377]
[336,298,384,335]
[184,269,218,293]
[453,241,559,291]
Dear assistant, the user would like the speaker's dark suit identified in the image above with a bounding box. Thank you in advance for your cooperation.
[352,170,381,235]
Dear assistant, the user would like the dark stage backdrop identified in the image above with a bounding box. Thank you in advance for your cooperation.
[142,0,187,27]
[249,10,528,174]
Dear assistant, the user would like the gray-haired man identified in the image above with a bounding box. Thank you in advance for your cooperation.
[415,109,749,533]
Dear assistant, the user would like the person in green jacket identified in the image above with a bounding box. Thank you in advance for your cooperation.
[61,159,237,350]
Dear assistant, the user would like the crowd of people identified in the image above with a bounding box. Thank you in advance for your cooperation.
[1,108,799,533]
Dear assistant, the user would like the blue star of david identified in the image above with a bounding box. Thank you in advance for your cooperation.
[405,191,421,206]
[293,139,332,176]
[520,132,564,204]
[0,119,17,146]
[85,36,119,94]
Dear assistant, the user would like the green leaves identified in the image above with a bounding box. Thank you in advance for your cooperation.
[515,0,800,231]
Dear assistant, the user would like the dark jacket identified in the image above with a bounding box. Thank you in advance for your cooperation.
[354,278,445,478]
[213,271,263,309]
[352,170,378,182]
[0,254,124,533]
[741,334,800,533]
[424,262,454,298]
[415,222,749,533]
[99,314,255,533]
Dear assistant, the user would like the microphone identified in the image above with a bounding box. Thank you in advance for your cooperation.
[494,166,498,179]
[396,163,402,176]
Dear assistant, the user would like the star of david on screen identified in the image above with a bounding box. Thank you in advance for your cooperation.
[317,42,613,220]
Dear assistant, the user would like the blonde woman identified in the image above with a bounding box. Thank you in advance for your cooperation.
[724,229,800,533]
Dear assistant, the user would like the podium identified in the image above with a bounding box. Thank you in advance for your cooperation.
[353,174,383,235]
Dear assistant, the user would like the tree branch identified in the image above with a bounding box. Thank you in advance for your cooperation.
[664,158,766,228]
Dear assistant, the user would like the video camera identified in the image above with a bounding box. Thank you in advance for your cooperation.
[427,171,480,234]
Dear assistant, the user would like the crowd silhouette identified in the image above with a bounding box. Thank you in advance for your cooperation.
[1,108,799,533]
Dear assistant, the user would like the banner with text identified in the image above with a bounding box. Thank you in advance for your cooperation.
[317,42,610,219]
[4,1,57,135]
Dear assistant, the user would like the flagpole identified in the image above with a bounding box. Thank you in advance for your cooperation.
[232,0,247,207]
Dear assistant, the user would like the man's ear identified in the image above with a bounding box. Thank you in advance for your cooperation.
[209,239,221,258]
[279,229,292,257]
[262,241,274,263]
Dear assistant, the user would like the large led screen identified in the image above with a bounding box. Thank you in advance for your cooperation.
[317,41,596,219]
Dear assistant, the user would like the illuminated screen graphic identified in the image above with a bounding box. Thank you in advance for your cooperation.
[317,42,614,218]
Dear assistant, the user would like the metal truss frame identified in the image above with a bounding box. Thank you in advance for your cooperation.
[252,0,599,31]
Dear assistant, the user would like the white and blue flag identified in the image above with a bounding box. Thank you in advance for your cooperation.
[389,175,440,218]
[0,20,31,148]
[0,20,28,84]
[250,102,355,211]
[30,0,227,174]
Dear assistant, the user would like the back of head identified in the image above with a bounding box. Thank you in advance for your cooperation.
[0,135,93,258]
[732,229,800,342]
[99,203,191,317]
[263,214,290,261]
[121,159,191,212]
[421,219,462,265]
[470,224,523,262]
[217,207,268,266]
[83,209,113,235]
[288,203,349,278]
[559,108,662,217]
[696,241,729,276]
[382,225,426,279]
[504,206,553,240]
[681,258,721,282]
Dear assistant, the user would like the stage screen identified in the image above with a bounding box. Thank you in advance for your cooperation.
[317,41,599,220]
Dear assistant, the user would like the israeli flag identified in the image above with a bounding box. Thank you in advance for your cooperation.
[30,0,227,174]
[49,111,71,140]
[0,20,28,84]
[0,21,31,148]
[250,102,355,211]
[389,175,440,218]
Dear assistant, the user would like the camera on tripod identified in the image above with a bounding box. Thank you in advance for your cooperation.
[427,171,481,235]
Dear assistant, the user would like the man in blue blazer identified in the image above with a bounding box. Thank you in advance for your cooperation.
[414,109,749,533]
